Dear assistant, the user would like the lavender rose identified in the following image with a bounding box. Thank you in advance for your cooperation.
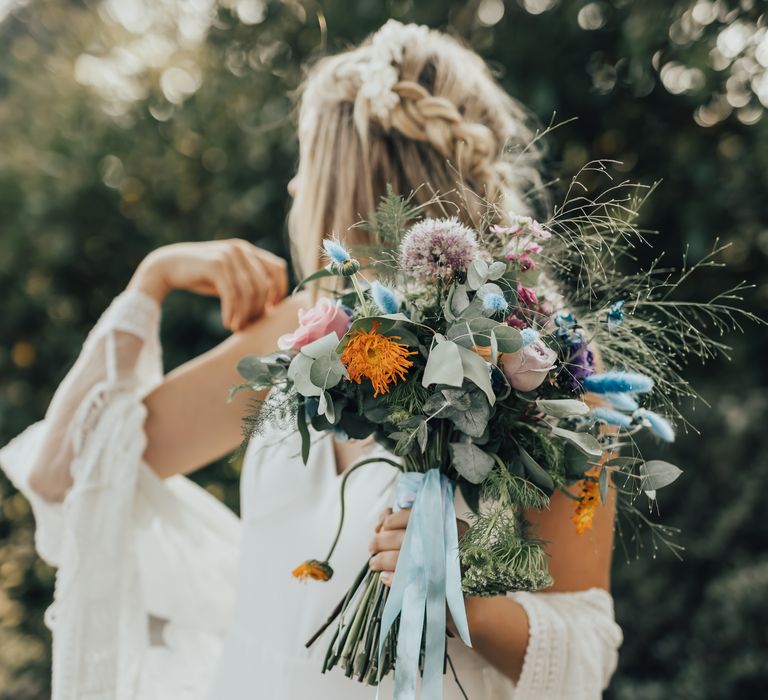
[277,298,351,351]
[500,339,557,391]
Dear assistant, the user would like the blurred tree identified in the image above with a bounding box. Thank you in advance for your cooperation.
[0,0,765,697]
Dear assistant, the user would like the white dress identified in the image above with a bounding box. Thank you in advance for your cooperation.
[0,289,623,700]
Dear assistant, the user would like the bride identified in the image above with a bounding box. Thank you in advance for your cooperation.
[0,20,622,700]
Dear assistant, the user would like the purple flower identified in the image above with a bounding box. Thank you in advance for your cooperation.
[399,217,479,281]
[559,342,596,393]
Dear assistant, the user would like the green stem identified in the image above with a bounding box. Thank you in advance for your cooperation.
[323,455,403,562]
[350,273,370,315]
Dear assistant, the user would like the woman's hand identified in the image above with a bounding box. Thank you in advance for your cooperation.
[128,239,289,331]
[368,507,410,586]
[369,508,469,587]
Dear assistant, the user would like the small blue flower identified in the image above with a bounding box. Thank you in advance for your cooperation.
[635,408,675,442]
[607,300,625,330]
[520,328,539,347]
[603,392,639,412]
[370,281,399,314]
[590,407,633,429]
[583,371,654,394]
[323,238,351,264]
[482,292,509,314]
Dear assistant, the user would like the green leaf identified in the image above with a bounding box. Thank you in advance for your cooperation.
[295,266,337,289]
[564,443,591,479]
[551,427,603,457]
[309,350,346,389]
[416,420,428,453]
[449,441,495,484]
[450,284,470,317]
[287,352,321,397]
[422,339,464,388]
[640,460,683,494]
[599,467,609,503]
[536,399,591,418]
[487,261,507,280]
[457,345,495,405]
[318,390,335,422]
[446,389,490,438]
[519,447,555,494]
[300,331,342,359]
[237,355,274,387]
[467,259,489,290]
[493,324,523,353]
[296,399,311,465]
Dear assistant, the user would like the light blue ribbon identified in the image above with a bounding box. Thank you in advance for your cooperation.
[377,469,472,699]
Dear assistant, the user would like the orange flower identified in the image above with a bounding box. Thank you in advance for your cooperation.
[340,321,417,396]
[292,559,334,581]
[572,467,601,535]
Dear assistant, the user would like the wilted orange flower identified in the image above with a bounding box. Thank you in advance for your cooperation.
[572,467,601,535]
[340,321,416,396]
[292,559,334,581]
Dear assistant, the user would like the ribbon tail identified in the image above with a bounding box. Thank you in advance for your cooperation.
[444,478,472,648]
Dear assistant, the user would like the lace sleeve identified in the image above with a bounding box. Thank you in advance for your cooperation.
[509,588,623,699]
[27,289,162,502]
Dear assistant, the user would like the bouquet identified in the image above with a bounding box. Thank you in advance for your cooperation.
[234,171,758,699]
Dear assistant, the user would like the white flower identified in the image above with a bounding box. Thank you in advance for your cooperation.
[355,20,430,121]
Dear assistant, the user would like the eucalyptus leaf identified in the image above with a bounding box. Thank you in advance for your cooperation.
[551,426,603,457]
[416,420,428,453]
[493,324,523,353]
[287,352,321,397]
[450,284,470,316]
[599,467,609,503]
[318,390,335,422]
[300,331,342,359]
[467,259,489,290]
[536,399,591,418]
[449,441,495,484]
[564,442,591,479]
[639,460,683,493]
[422,339,464,388]
[236,355,274,387]
[457,345,495,405]
[446,390,490,438]
[309,350,346,389]
[519,447,555,494]
[487,260,507,280]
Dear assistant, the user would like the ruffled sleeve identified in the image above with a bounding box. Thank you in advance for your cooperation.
[0,289,240,700]
[509,587,623,699]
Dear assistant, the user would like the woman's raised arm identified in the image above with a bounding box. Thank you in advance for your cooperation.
[27,239,302,500]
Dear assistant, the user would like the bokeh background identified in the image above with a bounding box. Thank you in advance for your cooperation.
[1,0,766,697]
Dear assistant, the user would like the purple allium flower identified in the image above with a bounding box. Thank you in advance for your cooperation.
[399,217,479,281]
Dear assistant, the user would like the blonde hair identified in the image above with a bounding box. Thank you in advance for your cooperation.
[288,21,546,279]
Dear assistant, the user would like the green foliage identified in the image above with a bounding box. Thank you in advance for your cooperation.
[0,0,766,698]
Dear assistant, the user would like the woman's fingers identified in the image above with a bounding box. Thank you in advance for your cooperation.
[381,509,410,531]
[232,245,266,329]
[254,247,289,304]
[369,550,399,573]
[369,527,405,555]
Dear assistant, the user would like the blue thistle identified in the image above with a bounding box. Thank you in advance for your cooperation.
[322,238,351,264]
[370,281,399,314]
[590,407,633,429]
[520,328,539,347]
[583,371,654,394]
[603,392,640,412]
[482,292,509,314]
[635,408,675,442]
[607,300,625,330]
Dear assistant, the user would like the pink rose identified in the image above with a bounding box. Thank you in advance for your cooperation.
[500,339,557,392]
[277,298,351,351]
